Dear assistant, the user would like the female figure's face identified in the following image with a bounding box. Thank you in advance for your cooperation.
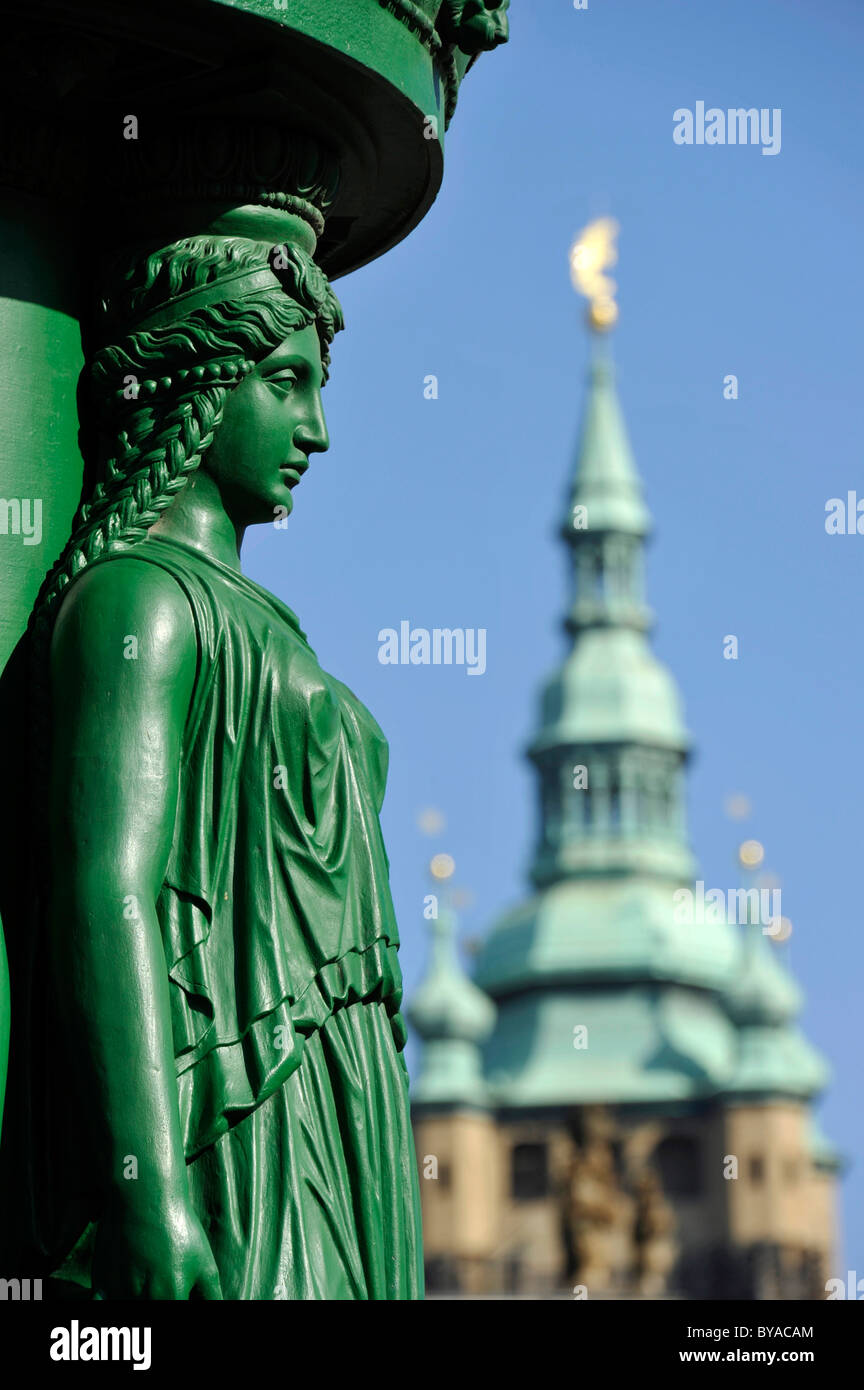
[202,322,330,527]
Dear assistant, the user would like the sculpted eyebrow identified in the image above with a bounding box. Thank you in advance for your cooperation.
[261,358,307,377]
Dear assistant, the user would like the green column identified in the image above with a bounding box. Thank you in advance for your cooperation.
[0,192,84,1126]
[0,193,84,668]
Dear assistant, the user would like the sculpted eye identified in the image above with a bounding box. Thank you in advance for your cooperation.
[267,369,298,395]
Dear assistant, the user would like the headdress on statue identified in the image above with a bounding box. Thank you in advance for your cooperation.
[116,238,338,341]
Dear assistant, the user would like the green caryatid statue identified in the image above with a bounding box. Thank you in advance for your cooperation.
[0,0,510,1302]
[17,229,423,1301]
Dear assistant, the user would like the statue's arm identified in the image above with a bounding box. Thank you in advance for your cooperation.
[48,558,221,1299]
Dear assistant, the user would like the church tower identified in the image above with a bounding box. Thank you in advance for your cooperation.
[411,223,840,1298]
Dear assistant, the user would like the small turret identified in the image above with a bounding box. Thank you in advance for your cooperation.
[408,860,495,1108]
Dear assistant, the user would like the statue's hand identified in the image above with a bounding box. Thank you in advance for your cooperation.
[93,1189,223,1301]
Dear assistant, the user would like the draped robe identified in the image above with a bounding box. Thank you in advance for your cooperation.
[54,533,424,1300]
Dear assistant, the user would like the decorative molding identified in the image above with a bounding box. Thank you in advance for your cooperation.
[109,120,340,229]
[0,107,339,248]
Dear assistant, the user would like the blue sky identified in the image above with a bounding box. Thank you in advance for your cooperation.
[244,0,864,1273]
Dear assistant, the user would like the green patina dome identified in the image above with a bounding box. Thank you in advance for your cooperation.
[408,906,496,1108]
[720,925,828,1101]
[531,629,690,753]
[474,879,738,996]
[409,911,496,1043]
[721,1024,828,1102]
[482,986,738,1107]
[724,925,802,1027]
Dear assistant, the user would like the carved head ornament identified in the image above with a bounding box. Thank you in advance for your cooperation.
[438,0,511,56]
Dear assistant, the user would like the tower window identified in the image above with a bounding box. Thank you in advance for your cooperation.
[607,769,620,830]
[655,1136,702,1198]
[511,1142,549,1201]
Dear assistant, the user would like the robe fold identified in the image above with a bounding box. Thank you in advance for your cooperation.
[53,533,424,1300]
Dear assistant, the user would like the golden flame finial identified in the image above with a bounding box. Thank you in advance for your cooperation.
[569,217,619,332]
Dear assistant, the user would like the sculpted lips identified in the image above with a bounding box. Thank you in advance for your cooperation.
[280,458,308,487]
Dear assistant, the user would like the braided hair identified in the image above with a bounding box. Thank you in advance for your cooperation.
[33,233,342,634]
[28,233,342,833]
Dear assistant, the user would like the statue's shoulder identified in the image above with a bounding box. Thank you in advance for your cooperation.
[57,550,194,618]
[52,553,197,667]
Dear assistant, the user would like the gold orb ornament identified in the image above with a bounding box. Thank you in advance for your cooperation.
[588,297,618,331]
[429,853,455,880]
[738,839,765,868]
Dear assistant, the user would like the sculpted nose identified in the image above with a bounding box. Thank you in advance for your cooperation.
[295,394,329,456]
